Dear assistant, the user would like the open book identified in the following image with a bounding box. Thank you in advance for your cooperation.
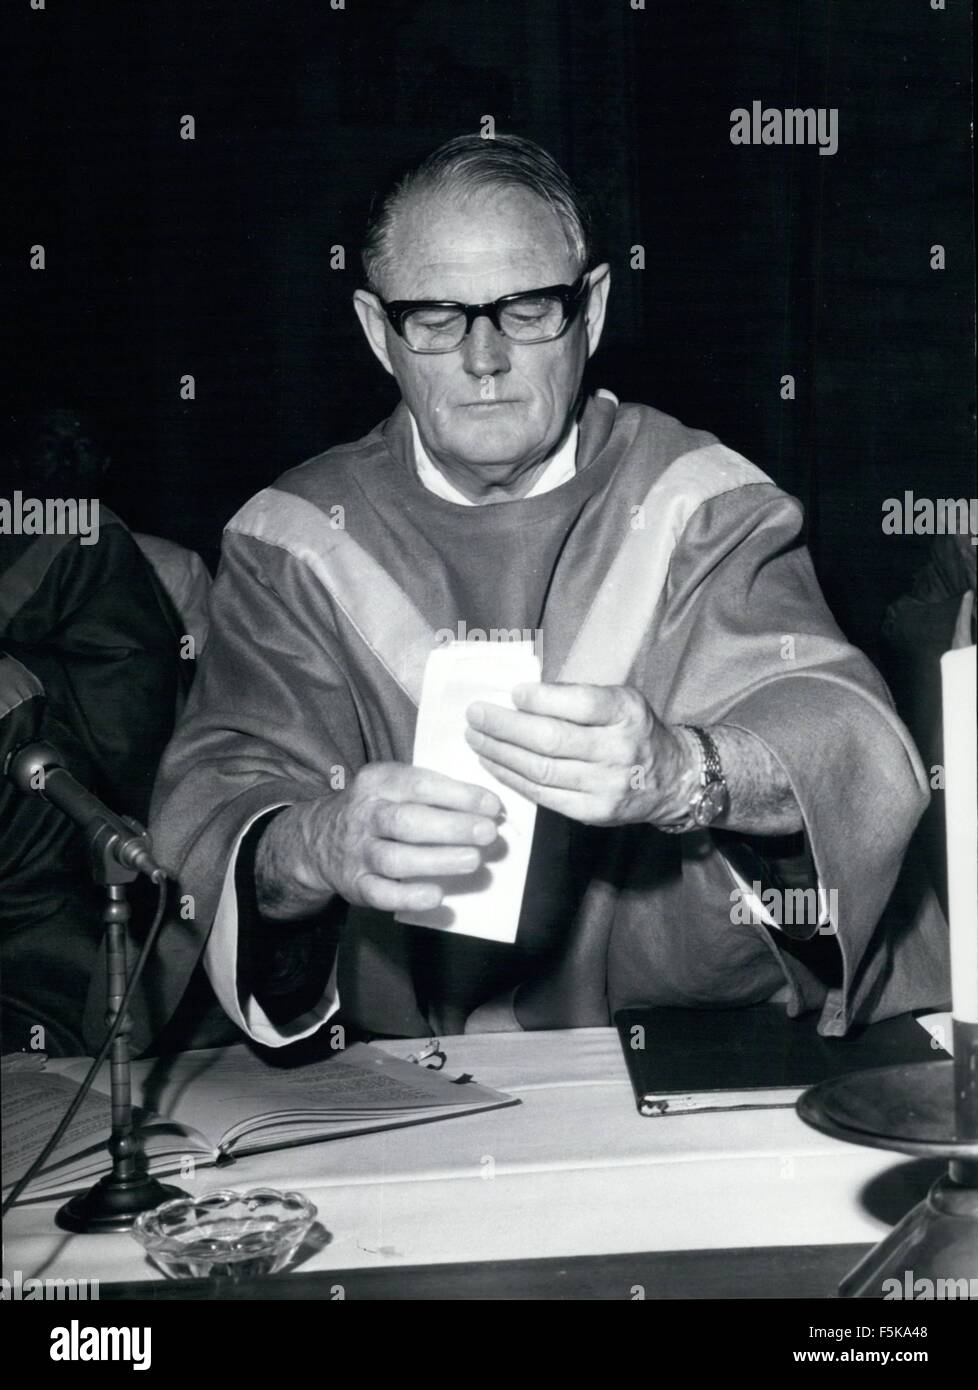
[1,1043,518,1203]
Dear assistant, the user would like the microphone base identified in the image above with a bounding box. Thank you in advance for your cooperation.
[56,1173,187,1235]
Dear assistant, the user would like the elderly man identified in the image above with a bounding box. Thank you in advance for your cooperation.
[149,134,947,1048]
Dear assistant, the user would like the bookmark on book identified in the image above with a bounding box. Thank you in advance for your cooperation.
[395,640,541,944]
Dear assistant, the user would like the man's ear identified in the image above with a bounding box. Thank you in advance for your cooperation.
[583,263,611,358]
[353,289,395,376]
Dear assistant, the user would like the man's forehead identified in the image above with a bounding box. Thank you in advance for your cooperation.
[399,247,565,299]
[386,186,575,297]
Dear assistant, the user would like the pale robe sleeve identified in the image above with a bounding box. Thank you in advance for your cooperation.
[649,482,949,1031]
[147,528,368,1046]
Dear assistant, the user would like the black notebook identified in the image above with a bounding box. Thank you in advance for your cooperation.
[614,1005,948,1116]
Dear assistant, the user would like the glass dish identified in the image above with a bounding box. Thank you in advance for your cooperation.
[132,1187,317,1280]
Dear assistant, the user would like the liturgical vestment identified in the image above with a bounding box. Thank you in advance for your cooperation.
[144,393,949,1048]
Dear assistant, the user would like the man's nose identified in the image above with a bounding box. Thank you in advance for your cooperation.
[461,314,511,377]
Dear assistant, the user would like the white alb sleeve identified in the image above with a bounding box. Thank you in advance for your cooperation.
[203,804,340,1047]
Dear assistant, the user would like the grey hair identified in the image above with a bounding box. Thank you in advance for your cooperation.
[361,133,592,295]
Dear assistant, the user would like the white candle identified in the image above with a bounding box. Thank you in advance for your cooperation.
[941,645,978,1023]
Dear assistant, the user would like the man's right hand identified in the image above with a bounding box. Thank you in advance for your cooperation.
[255,762,501,920]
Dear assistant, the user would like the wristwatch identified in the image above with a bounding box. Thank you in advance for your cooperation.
[660,725,730,833]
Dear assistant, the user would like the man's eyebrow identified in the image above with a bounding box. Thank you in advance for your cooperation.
[393,286,558,303]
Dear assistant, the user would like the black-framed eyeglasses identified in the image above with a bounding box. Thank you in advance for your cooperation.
[378,275,590,353]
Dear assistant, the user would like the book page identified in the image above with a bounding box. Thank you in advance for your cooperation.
[1,1072,112,1189]
[15,1045,517,1176]
[107,1042,515,1152]
[2,1068,215,1199]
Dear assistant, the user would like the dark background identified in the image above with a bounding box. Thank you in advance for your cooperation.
[7,0,974,659]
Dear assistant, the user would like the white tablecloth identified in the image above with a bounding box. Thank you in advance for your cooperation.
[3,1028,924,1286]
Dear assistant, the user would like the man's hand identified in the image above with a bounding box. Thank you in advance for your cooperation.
[466,683,804,835]
[465,682,697,828]
[256,763,501,920]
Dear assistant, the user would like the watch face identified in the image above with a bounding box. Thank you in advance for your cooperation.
[692,780,730,827]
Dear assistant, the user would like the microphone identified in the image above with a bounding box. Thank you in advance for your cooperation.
[5,741,166,884]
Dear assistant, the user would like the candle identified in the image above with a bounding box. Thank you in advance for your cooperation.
[941,645,978,1024]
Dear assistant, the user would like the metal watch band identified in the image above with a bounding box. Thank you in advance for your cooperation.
[683,725,723,786]
[658,724,726,834]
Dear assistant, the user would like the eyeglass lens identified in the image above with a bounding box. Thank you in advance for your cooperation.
[402,292,568,351]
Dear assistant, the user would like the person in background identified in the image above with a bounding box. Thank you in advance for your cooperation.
[134,534,212,662]
[0,411,198,1054]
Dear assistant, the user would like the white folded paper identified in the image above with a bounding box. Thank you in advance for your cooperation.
[395,640,541,942]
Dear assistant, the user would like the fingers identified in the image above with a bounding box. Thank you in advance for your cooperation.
[362,762,501,817]
[466,701,601,760]
[367,839,483,880]
[477,754,602,823]
[371,799,497,847]
[464,729,604,792]
[511,682,630,726]
[344,763,504,914]
[355,873,444,914]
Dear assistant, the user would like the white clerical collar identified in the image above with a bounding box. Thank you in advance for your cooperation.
[409,411,578,505]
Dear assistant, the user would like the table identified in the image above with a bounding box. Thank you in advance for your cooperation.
[2,1028,940,1296]
[95,1245,873,1300]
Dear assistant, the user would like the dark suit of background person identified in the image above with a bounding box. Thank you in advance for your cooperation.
[0,414,193,1055]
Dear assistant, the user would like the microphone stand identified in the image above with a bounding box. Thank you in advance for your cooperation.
[55,820,186,1234]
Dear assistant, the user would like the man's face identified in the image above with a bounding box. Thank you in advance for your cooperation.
[354,186,610,492]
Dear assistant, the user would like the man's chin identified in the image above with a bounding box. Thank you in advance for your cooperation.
[440,448,541,474]
[433,422,550,471]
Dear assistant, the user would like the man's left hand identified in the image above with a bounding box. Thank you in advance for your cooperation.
[465,682,696,828]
